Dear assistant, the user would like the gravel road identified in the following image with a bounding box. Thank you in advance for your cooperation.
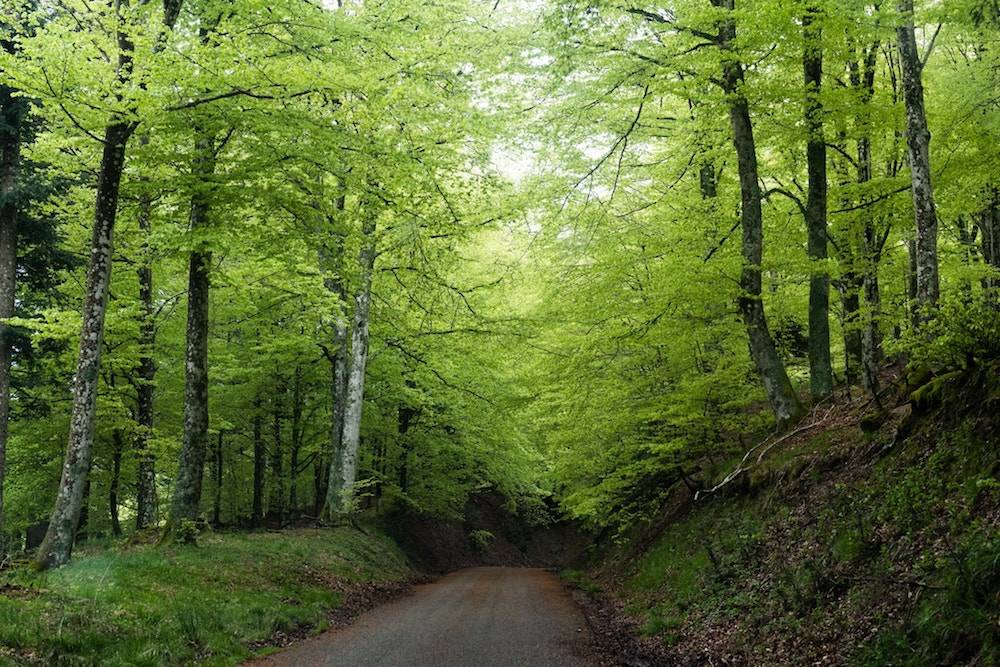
[252,567,593,666]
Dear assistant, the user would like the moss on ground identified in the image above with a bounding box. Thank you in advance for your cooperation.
[0,527,412,666]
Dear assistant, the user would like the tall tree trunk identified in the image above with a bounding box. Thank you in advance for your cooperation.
[109,430,123,537]
[0,73,24,550]
[270,377,286,524]
[252,401,264,528]
[851,40,883,396]
[322,195,349,519]
[897,0,940,317]
[169,135,216,528]
[803,7,833,401]
[713,0,804,430]
[35,0,184,570]
[135,186,157,529]
[35,122,132,568]
[329,213,376,513]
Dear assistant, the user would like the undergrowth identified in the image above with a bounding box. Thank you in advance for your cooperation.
[611,377,1000,666]
[0,527,411,666]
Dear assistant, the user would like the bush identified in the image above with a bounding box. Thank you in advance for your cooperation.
[888,294,1000,368]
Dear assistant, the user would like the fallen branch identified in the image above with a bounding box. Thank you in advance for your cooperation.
[694,398,838,501]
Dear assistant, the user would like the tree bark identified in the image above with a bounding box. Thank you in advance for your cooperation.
[897,0,940,317]
[322,194,349,519]
[329,212,376,513]
[803,7,833,401]
[169,134,216,527]
[712,0,804,430]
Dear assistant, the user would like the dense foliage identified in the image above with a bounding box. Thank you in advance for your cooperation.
[0,0,997,563]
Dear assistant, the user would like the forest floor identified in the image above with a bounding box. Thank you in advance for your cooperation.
[0,527,416,666]
[568,360,1000,666]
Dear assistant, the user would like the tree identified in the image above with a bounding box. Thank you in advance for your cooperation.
[897,0,940,318]
[802,4,833,401]
[34,0,184,569]
[711,0,805,430]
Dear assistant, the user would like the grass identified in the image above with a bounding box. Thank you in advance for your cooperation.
[0,527,412,666]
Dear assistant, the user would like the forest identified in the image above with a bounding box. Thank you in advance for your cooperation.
[0,0,998,664]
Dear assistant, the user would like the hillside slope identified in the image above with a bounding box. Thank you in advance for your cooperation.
[579,361,1000,666]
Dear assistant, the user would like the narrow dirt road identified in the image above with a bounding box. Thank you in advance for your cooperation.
[253,567,594,666]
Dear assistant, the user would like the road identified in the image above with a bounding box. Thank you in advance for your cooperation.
[253,567,594,666]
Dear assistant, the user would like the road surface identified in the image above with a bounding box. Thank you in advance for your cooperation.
[253,567,593,666]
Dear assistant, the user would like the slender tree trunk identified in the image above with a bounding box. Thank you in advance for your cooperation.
[252,401,264,528]
[135,186,157,529]
[109,430,123,537]
[271,377,286,524]
[322,195,349,518]
[897,0,940,317]
[0,76,23,550]
[169,135,216,528]
[851,40,883,396]
[712,0,804,430]
[35,122,131,568]
[329,213,377,513]
[803,7,833,401]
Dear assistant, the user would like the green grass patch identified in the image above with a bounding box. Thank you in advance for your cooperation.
[0,527,411,666]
